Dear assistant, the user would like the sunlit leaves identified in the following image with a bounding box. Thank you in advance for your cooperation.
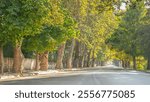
[24,4,77,53]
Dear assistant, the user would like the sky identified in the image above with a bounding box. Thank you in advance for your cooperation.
[120,3,126,10]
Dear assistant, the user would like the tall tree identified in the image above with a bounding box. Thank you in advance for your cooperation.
[24,9,76,70]
[137,8,150,70]
[78,0,118,67]
[108,0,147,69]
[61,0,88,69]
[1,0,52,74]
[0,34,5,74]
[0,15,5,74]
[55,11,77,70]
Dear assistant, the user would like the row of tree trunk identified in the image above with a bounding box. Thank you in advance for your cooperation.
[1,41,150,74]
[122,60,130,68]
[54,39,150,71]
[0,44,50,74]
[121,56,150,70]
[0,45,24,75]
[55,39,97,70]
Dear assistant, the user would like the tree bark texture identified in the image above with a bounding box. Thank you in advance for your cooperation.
[133,56,137,70]
[35,53,40,71]
[83,51,88,67]
[122,60,125,68]
[91,50,95,67]
[0,46,4,74]
[39,51,49,71]
[13,45,24,74]
[73,41,80,68]
[78,44,86,68]
[55,43,66,70]
[87,50,91,67]
[66,39,75,69]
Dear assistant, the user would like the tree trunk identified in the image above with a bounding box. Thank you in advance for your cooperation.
[83,51,88,67]
[39,51,49,71]
[124,60,127,68]
[66,39,75,69]
[87,50,91,67]
[79,56,83,68]
[73,41,80,68]
[122,60,125,68]
[127,61,130,68]
[133,56,136,70]
[55,43,66,70]
[0,46,4,74]
[91,50,95,67]
[92,58,96,67]
[124,60,130,68]
[147,56,150,70]
[13,44,24,74]
[79,45,86,68]
[35,53,40,71]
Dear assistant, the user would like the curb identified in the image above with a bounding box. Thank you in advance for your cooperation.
[0,70,79,82]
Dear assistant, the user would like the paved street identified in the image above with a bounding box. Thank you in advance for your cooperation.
[1,65,150,85]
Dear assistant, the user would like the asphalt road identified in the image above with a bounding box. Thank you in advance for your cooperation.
[1,65,150,85]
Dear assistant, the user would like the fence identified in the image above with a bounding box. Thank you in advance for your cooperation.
[4,58,56,72]
[4,58,36,72]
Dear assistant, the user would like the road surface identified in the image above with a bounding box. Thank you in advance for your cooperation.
[1,65,150,85]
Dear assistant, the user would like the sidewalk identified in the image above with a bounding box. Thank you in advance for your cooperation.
[0,69,71,82]
[0,67,91,82]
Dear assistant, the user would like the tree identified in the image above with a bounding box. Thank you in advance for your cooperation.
[61,0,88,69]
[1,0,52,74]
[55,11,77,70]
[0,16,5,74]
[23,30,58,71]
[24,9,76,70]
[0,34,5,74]
[108,0,147,69]
[77,0,119,67]
[139,27,150,70]
[137,8,150,70]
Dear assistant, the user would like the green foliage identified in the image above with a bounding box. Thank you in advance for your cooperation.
[1,0,149,70]
[137,9,150,58]
[97,0,119,12]
[61,0,88,22]
[80,0,119,59]
[61,0,120,61]
[24,9,77,53]
[108,0,147,57]
[136,56,147,70]
[23,33,57,53]
[0,0,52,45]
[106,0,150,69]
[3,42,14,57]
